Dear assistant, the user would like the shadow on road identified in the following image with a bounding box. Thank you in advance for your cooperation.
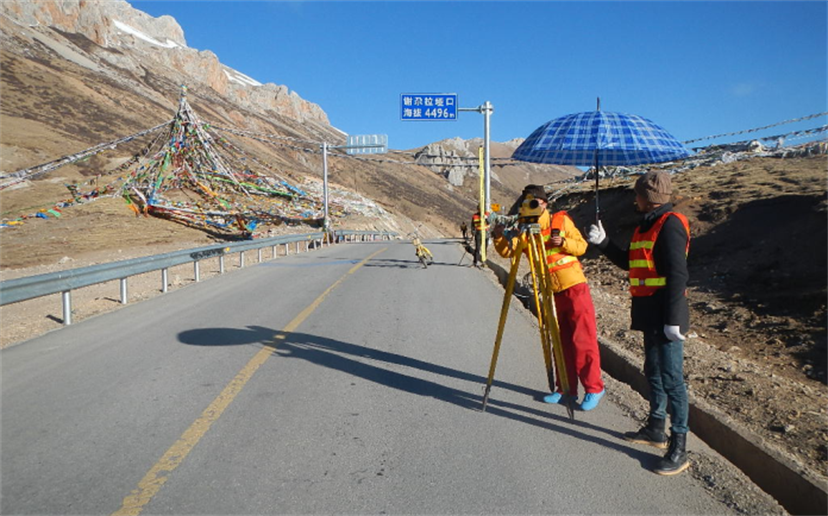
[178,325,652,465]
[362,258,468,269]
[361,258,422,269]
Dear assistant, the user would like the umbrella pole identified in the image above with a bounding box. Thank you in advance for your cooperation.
[593,148,600,223]
[594,97,601,223]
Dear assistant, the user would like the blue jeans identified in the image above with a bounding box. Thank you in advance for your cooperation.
[643,331,689,434]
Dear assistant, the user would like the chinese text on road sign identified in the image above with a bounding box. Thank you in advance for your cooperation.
[400,93,457,121]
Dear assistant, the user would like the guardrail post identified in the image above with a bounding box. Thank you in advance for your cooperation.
[194,261,201,282]
[62,291,72,325]
[258,248,262,263]
[219,256,225,274]
[162,268,169,293]
[239,252,245,268]
[296,241,300,254]
[120,278,128,304]
[272,245,277,259]
[285,243,289,256]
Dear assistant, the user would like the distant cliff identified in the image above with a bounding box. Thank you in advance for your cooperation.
[0,0,330,125]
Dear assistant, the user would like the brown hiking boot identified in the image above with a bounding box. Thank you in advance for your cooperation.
[624,417,668,449]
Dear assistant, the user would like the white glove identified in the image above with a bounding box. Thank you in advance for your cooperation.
[664,325,686,342]
[586,220,606,245]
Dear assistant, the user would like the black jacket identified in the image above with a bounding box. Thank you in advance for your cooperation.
[596,203,690,340]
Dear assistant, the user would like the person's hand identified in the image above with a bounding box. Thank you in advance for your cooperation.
[549,231,564,247]
[586,220,606,245]
[664,325,685,342]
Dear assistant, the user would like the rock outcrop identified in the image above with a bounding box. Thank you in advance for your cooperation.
[0,0,329,125]
[415,143,470,187]
[0,0,186,48]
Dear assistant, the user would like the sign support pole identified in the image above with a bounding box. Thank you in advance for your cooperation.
[483,101,492,215]
[322,141,329,231]
[460,101,494,262]
[459,102,494,214]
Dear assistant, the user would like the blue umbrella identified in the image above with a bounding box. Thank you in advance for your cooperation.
[512,102,692,219]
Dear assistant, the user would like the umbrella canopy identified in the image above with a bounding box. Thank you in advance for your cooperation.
[512,110,691,166]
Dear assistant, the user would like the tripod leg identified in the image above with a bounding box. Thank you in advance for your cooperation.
[532,233,576,420]
[482,238,526,411]
[525,234,555,393]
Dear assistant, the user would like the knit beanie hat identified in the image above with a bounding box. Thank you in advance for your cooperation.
[522,184,548,202]
[634,171,672,204]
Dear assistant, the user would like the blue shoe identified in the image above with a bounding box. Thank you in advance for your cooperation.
[542,392,563,404]
[580,389,605,411]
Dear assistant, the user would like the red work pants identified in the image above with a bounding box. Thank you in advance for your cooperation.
[552,282,604,395]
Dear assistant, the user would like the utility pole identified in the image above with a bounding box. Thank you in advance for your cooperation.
[321,135,387,230]
[459,101,494,263]
[459,101,494,214]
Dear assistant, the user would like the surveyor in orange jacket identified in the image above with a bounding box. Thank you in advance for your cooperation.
[491,184,605,410]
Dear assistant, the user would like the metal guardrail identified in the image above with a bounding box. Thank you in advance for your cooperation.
[0,230,396,325]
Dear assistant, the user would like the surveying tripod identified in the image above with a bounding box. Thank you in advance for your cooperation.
[481,199,577,420]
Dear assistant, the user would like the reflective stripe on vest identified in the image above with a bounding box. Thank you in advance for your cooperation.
[630,277,667,287]
[628,212,690,297]
[472,213,489,230]
[544,211,581,273]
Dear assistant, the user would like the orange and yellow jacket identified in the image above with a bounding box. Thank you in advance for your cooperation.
[493,209,588,294]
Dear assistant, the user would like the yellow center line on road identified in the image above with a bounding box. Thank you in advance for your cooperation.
[113,247,387,516]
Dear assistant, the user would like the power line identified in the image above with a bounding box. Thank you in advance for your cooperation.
[682,112,828,144]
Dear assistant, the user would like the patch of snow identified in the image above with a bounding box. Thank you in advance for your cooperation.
[223,68,262,87]
[232,69,262,86]
[113,19,179,48]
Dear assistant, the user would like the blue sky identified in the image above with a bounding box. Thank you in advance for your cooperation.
[131,0,827,151]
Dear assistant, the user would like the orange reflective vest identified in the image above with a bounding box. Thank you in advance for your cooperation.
[543,211,581,273]
[472,213,489,231]
[628,212,690,297]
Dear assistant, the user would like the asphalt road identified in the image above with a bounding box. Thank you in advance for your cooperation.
[1,239,733,515]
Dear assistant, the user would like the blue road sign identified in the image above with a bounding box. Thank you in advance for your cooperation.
[400,93,457,121]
